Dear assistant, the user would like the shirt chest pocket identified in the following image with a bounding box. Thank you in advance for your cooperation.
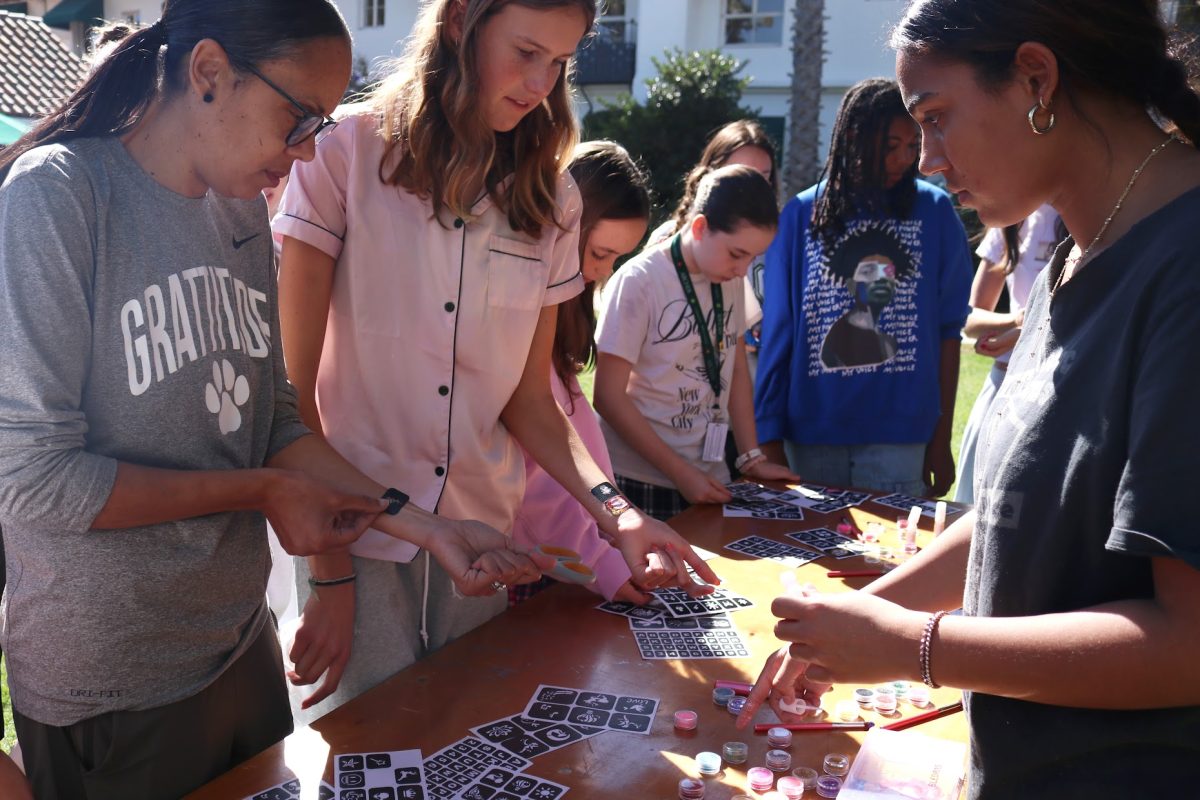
[486,235,548,311]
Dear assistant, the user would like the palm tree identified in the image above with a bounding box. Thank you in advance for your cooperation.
[783,0,826,198]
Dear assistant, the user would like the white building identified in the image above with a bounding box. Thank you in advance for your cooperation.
[333,0,911,156]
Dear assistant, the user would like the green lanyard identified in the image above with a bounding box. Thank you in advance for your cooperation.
[669,233,724,402]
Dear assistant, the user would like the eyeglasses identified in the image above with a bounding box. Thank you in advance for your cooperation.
[241,62,338,147]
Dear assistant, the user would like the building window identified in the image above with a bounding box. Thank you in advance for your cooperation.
[598,0,632,42]
[724,0,784,45]
[364,0,385,28]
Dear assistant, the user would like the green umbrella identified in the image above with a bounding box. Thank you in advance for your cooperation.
[0,113,30,146]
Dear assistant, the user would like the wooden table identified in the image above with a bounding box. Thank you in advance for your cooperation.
[188,496,968,799]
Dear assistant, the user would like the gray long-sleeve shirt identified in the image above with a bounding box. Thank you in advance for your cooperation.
[0,137,309,726]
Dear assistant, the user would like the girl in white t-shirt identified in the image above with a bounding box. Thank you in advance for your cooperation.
[955,203,1064,503]
[275,0,718,722]
[595,165,799,521]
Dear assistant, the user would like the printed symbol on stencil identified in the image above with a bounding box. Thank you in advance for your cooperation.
[369,789,395,800]
[366,754,392,769]
[462,787,488,800]
[536,688,577,704]
[397,789,423,800]
[506,777,536,793]
[481,769,511,786]
[532,785,563,799]
[340,791,366,800]
[578,692,616,709]
[204,359,250,434]
[617,697,653,714]
[395,768,421,784]
[340,772,365,788]
[569,707,608,727]
[482,723,516,740]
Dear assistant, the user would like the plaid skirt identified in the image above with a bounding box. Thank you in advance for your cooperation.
[615,474,690,522]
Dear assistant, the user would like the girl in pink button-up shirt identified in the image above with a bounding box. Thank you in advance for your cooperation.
[275,0,720,721]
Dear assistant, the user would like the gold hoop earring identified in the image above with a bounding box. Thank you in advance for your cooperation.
[1028,99,1055,135]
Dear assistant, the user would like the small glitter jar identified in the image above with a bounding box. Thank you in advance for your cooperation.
[723,741,749,765]
[748,766,775,793]
[674,710,698,731]
[766,726,793,749]
[713,687,735,707]
[766,749,793,772]
[776,775,805,799]
[907,685,931,707]
[835,700,860,721]
[873,691,898,714]
[778,696,807,716]
[873,685,896,698]
[678,777,706,800]
[791,767,819,790]
[823,753,851,777]
[695,751,722,777]
[727,696,748,716]
[816,775,843,798]
[853,687,875,706]
[891,680,910,696]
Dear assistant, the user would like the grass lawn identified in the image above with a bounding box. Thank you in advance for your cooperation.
[0,347,990,756]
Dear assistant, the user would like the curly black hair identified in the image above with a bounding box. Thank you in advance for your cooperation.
[825,224,916,283]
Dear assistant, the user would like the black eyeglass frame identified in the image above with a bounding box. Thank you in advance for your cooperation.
[240,62,338,147]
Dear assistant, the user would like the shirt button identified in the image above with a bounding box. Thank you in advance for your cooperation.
[453,218,464,229]
[438,385,449,396]
[444,301,456,312]
[435,466,445,477]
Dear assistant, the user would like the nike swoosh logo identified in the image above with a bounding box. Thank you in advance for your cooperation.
[232,233,261,249]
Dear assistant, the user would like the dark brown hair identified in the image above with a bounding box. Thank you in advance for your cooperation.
[371,0,597,237]
[0,0,349,181]
[811,78,919,249]
[554,140,650,397]
[668,119,779,236]
[688,164,780,235]
[891,0,1200,147]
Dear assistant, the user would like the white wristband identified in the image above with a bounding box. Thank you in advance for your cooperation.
[735,448,764,471]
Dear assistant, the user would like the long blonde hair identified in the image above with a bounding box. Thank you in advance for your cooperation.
[370,0,596,236]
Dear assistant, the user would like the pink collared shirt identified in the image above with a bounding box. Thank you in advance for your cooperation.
[275,109,583,562]
[511,368,632,600]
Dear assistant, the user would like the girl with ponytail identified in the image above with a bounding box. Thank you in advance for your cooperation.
[0,2,547,796]
[741,2,1200,797]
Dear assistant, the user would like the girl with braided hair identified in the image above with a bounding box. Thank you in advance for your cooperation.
[754,78,972,496]
[743,2,1200,796]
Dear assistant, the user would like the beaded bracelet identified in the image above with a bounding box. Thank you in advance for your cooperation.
[919,609,950,688]
[308,573,357,589]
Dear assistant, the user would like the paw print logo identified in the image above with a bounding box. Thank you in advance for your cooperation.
[204,359,250,434]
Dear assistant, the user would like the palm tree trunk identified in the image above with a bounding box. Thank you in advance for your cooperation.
[783,0,826,198]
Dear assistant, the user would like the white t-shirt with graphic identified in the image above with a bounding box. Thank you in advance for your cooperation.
[596,243,746,488]
[976,203,1060,365]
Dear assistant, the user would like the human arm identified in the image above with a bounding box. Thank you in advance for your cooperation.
[923,339,959,497]
[962,255,1023,357]
[593,352,731,505]
[504,305,720,591]
[728,338,799,483]
[754,198,802,468]
[734,510,974,727]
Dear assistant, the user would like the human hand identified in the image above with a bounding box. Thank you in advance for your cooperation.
[612,579,654,605]
[673,465,734,505]
[426,519,555,597]
[742,459,801,483]
[262,470,385,556]
[975,326,1020,358]
[735,645,833,730]
[769,590,925,686]
[614,509,721,594]
[923,440,955,498]
[288,582,356,709]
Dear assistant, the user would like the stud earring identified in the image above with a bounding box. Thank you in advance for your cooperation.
[203,92,214,103]
[1028,97,1055,135]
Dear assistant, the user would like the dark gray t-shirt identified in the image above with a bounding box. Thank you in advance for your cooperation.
[966,187,1200,798]
[0,138,309,726]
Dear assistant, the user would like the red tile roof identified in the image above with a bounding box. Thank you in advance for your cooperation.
[0,10,86,119]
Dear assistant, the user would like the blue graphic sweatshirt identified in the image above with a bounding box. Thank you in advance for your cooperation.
[754,180,972,446]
